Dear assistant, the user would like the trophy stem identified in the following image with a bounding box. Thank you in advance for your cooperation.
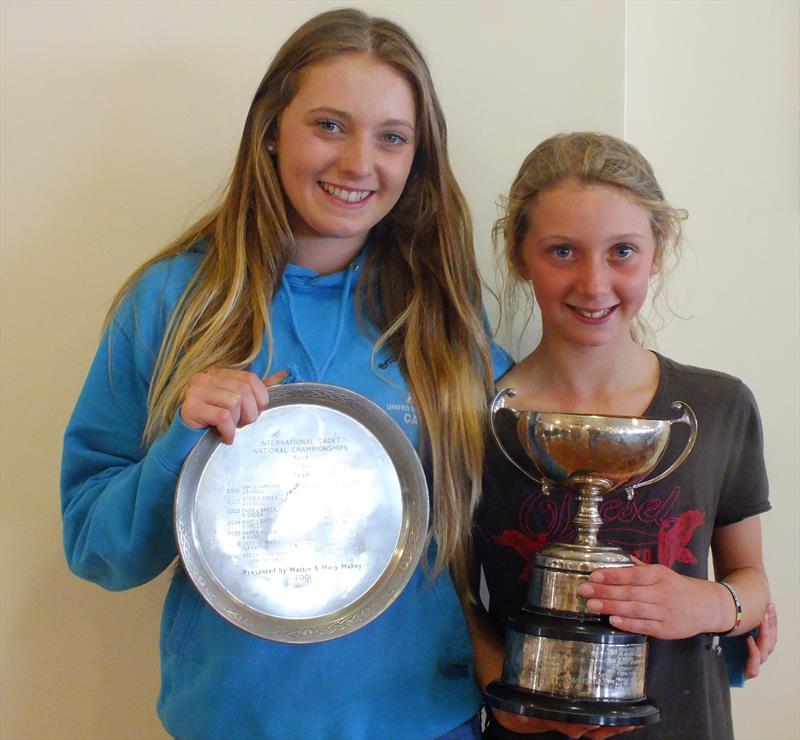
[572,486,605,548]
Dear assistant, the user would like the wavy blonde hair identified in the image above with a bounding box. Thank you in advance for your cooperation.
[495,132,686,344]
[106,8,492,594]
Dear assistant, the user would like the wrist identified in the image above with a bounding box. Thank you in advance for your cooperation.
[715,580,743,635]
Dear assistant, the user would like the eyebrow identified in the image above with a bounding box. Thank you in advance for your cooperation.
[307,107,415,131]
[537,231,649,243]
[612,232,650,241]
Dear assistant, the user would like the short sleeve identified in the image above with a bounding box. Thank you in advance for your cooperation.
[715,382,770,526]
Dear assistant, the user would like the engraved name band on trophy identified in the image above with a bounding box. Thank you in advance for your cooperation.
[174,383,429,644]
[484,389,697,727]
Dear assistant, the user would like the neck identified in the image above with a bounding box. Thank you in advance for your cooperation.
[291,233,366,275]
[505,336,659,416]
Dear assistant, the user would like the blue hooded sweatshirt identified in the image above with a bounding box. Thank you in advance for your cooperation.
[61,243,513,740]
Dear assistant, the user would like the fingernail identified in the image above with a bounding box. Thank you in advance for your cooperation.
[586,599,602,611]
[589,571,605,583]
[578,584,593,597]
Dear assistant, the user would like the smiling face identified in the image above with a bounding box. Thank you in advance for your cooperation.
[274,52,417,272]
[519,177,658,351]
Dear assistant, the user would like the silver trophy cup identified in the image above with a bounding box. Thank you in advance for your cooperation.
[484,389,697,726]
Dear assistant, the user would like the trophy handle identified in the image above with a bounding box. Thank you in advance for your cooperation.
[490,388,545,488]
[626,401,697,499]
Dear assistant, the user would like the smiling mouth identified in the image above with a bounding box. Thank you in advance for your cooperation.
[319,181,373,203]
[569,305,617,320]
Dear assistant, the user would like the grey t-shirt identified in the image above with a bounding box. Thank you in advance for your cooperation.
[476,354,770,740]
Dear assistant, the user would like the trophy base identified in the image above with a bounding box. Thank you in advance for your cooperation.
[490,611,659,728]
[485,680,660,726]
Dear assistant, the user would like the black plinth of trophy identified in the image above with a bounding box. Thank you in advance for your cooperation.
[484,610,661,727]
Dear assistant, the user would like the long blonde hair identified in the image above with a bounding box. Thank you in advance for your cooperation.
[495,132,686,343]
[106,8,492,594]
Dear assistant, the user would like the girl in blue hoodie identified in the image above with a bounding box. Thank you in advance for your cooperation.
[61,9,512,739]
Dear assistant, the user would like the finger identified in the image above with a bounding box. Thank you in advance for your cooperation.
[212,412,238,445]
[262,370,289,412]
[492,710,599,737]
[585,727,640,740]
[587,565,660,587]
[584,596,655,616]
[232,382,260,426]
[608,614,662,637]
[183,402,238,444]
[182,386,244,441]
[187,371,214,389]
[581,582,644,604]
[755,627,771,661]
[580,580,664,607]
[264,370,288,387]
[762,602,778,653]
[182,384,243,423]
[206,372,264,425]
[589,597,663,623]
[602,726,640,739]
[744,635,761,679]
[544,723,600,740]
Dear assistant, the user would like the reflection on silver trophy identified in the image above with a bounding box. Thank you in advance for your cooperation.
[485,389,697,727]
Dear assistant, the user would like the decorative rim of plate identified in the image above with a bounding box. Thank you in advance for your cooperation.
[174,382,429,643]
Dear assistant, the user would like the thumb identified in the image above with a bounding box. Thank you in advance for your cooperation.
[264,370,288,387]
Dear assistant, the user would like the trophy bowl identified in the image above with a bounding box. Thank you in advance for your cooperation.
[519,410,685,493]
[483,389,697,726]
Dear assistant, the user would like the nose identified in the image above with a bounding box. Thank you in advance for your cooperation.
[339,136,373,179]
[576,256,612,297]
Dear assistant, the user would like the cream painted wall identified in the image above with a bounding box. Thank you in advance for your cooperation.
[0,1,796,739]
[625,3,799,739]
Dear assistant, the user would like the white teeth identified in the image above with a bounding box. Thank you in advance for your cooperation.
[320,182,372,202]
[575,307,612,319]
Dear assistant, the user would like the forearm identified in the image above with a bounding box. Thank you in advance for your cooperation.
[712,566,770,636]
[712,516,770,636]
[463,601,505,690]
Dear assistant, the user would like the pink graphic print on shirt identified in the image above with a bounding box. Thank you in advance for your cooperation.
[493,484,705,579]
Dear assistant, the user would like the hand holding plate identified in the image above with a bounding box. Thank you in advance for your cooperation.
[181,368,286,444]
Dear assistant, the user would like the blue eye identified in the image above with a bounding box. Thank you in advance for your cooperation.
[552,245,573,259]
[614,244,635,259]
[317,119,342,134]
[382,132,408,146]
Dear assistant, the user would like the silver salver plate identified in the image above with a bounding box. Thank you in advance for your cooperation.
[175,382,429,643]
